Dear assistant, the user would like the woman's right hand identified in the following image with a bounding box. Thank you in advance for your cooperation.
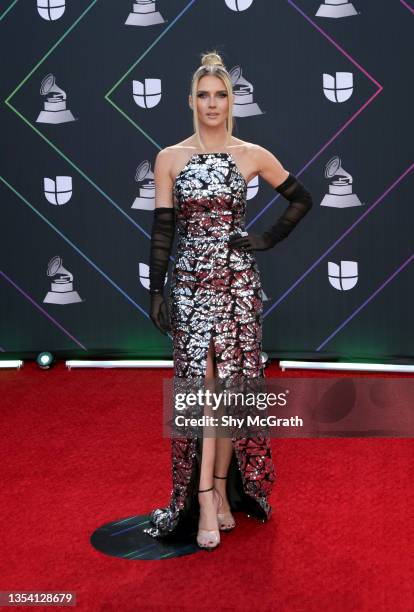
[150,291,171,335]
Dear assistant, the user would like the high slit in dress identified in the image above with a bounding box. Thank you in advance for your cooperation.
[143,151,276,539]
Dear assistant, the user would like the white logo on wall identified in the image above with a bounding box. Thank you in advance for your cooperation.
[125,0,166,26]
[320,156,363,208]
[132,161,155,210]
[43,256,83,304]
[225,0,254,11]
[323,72,353,103]
[139,263,151,291]
[36,74,76,124]
[328,261,358,290]
[261,288,269,303]
[245,175,259,201]
[133,79,161,108]
[44,176,73,206]
[229,66,264,117]
[139,263,167,291]
[316,0,358,19]
[37,0,66,21]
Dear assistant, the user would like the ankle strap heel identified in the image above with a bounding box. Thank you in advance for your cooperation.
[198,485,214,493]
[213,475,235,532]
[197,485,220,551]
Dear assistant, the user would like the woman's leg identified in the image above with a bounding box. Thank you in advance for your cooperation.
[198,337,217,488]
[213,356,233,511]
[197,338,219,535]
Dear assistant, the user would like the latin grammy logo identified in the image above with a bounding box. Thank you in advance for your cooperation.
[131,161,155,210]
[320,156,363,208]
[261,288,269,303]
[230,65,264,117]
[36,74,76,124]
[125,0,166,27]
[316,0,358,19]
[43,256,83,305]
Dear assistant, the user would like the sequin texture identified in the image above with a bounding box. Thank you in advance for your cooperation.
[143,153,276,539]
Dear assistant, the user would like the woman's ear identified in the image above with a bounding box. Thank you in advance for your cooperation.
[188,95,193,110]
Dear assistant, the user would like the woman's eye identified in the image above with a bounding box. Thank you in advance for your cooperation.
[197,93,227,98]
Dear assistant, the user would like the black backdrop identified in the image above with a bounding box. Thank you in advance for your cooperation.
[1,0,413,362]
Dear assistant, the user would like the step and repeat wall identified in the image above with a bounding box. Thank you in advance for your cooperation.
[1,0,413,361]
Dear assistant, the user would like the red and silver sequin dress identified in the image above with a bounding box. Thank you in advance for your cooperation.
[144,152,276,539]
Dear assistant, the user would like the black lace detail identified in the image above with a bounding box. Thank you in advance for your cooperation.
[149,207,175,293]
[265,173,313,246]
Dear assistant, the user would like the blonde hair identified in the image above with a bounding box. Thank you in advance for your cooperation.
[190,50,234,149]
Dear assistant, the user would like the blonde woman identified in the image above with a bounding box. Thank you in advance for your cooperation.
[145,51,313,551]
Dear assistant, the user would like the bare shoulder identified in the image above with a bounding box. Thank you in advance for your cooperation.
[157,144,195,179]
[154,146,179,164]
[249,144,290,188]
[230,140,267,167]
[228,141,257,179]
[229,141,287,186]
[247,143,281,165]
[153,148,178,208]
[155,145,198,190]
[154,147,177,177]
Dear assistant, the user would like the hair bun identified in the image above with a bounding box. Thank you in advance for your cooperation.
[201,51,224,68]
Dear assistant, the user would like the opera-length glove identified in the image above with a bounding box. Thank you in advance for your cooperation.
[228,173,313,252]
[149,206,175,335]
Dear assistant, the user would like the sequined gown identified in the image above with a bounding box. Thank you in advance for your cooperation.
[144,152,276,539]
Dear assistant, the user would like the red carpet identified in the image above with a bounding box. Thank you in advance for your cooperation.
[1,361,413,611]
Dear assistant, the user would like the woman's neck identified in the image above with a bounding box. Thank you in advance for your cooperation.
[195,128,231,152]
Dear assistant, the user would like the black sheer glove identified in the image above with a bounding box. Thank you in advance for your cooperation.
[149,206,175,334]
[228,173,313,252]
[150,291,171,335]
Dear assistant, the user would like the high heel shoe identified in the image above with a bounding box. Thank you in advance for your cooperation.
[214,474,236,531]
[197,486,220,551]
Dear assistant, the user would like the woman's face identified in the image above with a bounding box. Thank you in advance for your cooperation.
[190,74,230,127]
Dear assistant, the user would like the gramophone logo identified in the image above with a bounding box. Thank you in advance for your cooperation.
[323,72,353,103]
[132,161,155,210]
[125,0,166,26]
[225,0,254,11]
[37,0,66,21]
[44,176,73,206]
[316,1,358,19]
[132,79,161,108]
[328,261,358,291]
[261,288,270,303]
[36,74,76,124]
[43,256,83,305]
[229,66,264,117]
[320,156,363,208]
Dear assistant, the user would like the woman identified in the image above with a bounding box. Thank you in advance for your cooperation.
[144,51,313,551]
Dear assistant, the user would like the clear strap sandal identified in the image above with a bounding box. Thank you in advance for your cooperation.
[197,485,220,551]
[214,474,236,531]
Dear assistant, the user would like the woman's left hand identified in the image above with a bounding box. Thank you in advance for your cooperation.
[228,232,274,252]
